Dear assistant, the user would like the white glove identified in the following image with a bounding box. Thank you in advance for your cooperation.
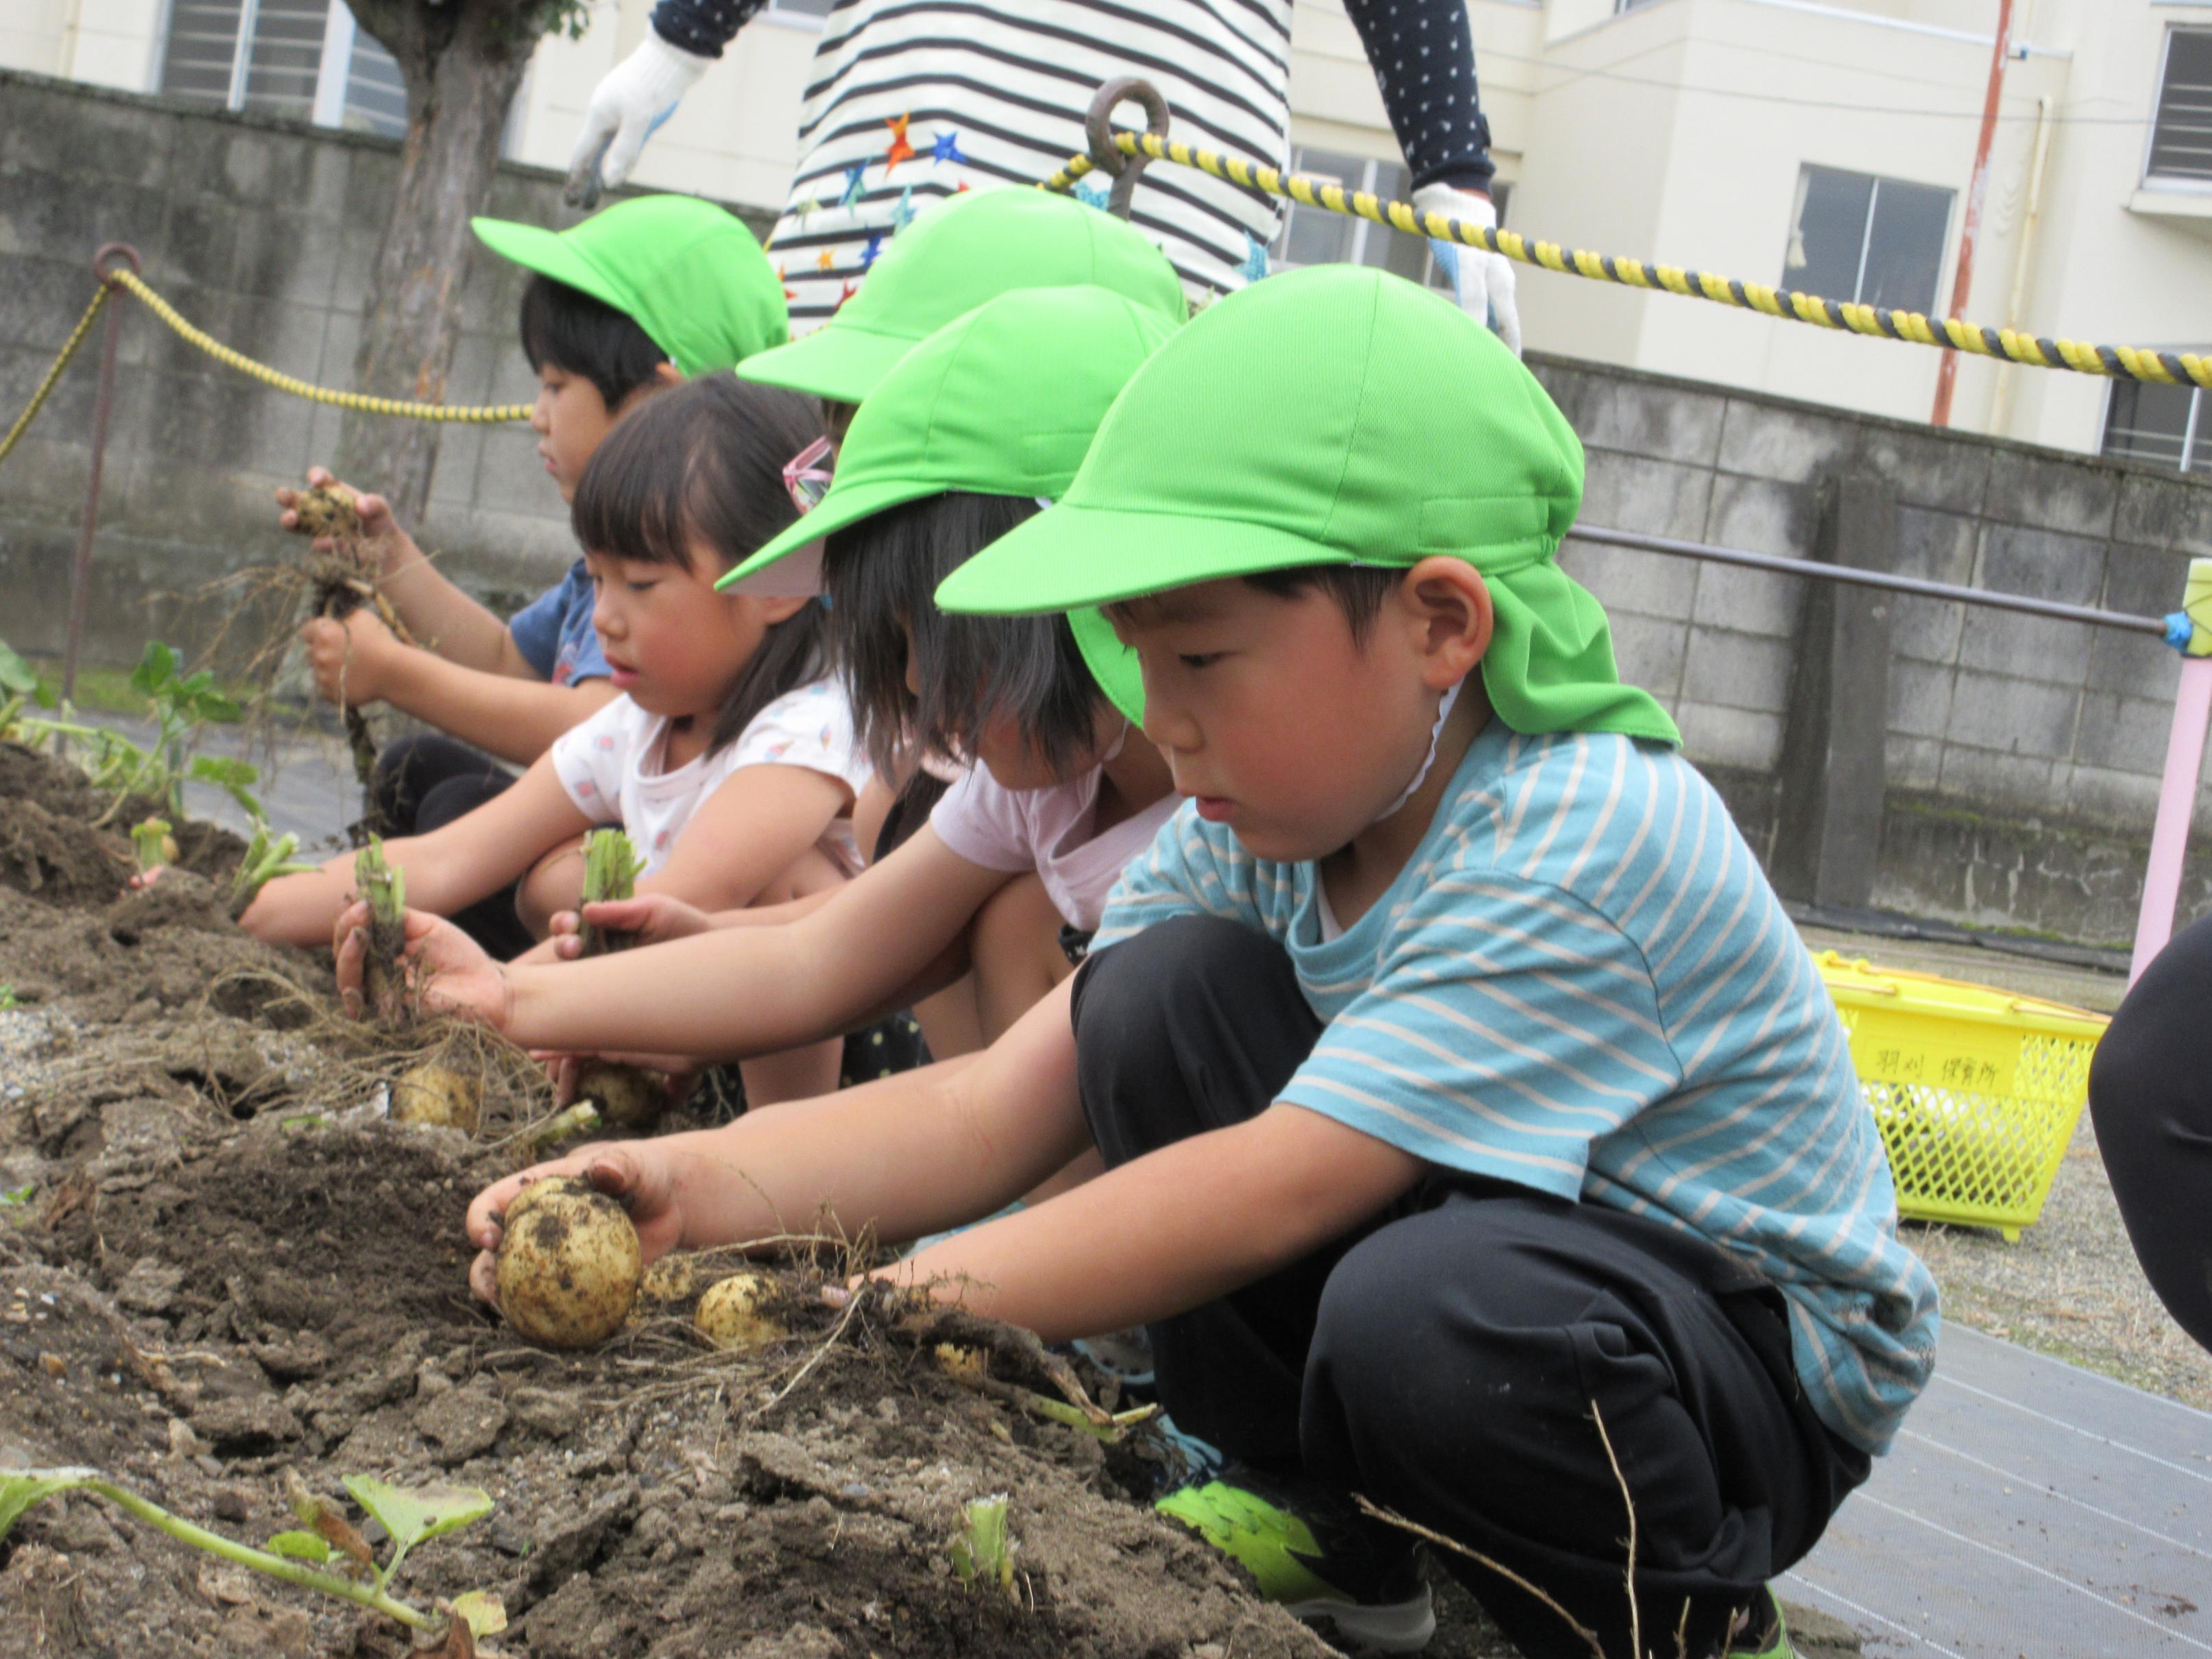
[568,34,711,196]
[1412,184,1522,356]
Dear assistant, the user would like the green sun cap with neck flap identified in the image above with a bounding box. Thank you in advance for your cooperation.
[734,189,1187,407]
[933,264,1680,746]
[717,284,1175,724]
[472,194,788,378]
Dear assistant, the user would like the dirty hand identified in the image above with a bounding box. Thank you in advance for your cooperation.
[298,608,400,708]
[276,466,405,568]
[543,1051,699,1106]
[1412,184,1521,356]
[333,900,512,1028]
[466,1147,684,1305]
[568,34,709,194]
[546,893,713,960]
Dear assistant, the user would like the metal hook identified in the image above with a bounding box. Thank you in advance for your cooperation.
[92,243,143,286]
[1083,77,1170,220]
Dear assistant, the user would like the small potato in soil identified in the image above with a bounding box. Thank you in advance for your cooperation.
[695,1272,787,1353]
[570,1061,666,1130]
[389,1061,480,1135]
[290,483,360,540]
[495,1177,642,1350]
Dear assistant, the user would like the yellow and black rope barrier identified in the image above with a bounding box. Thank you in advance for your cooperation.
[106,269,533,422]
[0,284,115,469]
[1047,132,2212,391]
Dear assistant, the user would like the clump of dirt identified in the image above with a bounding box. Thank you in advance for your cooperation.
[0,742,244,911]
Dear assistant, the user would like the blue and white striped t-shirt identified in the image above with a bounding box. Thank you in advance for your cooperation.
[1095,721,1939,1455]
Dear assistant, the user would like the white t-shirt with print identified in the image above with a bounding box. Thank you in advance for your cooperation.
[929,763,1179,932]
[551,680,876,877]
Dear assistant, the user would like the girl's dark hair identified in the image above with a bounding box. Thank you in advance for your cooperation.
[822,492,1103,779]
[519,274,669,409]
[571,372,830,754]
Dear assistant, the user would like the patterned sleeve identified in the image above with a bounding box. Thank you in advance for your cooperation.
[725,683,876,799]
[1341,0,1496,194]
[1278,873,1679,1197]
[649,0,772,59]
[549,695,636,820]
[1093,808,1255,952]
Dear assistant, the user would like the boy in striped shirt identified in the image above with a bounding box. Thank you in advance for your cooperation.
[465,264,1936,1658]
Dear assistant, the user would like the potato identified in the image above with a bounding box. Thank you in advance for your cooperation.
[694,1272,786,1353]
[638,1253,701,1305]
[390,1061,480,1134]
[291,483,360,540]
[494,1177,642,1349]
[570,1061,666,1130]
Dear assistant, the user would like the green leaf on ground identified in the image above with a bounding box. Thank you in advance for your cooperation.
[0,1468,99,1539]
[449,1590,507,1636]
[266,1529,333,1562]
[341,1477,494,1561]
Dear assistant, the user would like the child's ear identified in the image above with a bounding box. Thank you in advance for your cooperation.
[652,361,684,389]
[1399,557,1493,690]
[744,593,815,626]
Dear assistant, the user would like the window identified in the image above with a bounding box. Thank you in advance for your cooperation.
[158,0,406,137]
[2102,376,2210,473]
[2147,28,2212,186]
[1271,147,1508,291]
[1782,164,1953,314]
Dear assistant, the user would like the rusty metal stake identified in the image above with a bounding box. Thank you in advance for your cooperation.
[64,242,141,705]
[1083,78,1171,220]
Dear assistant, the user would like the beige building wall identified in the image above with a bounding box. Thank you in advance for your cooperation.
[6,0,2207,462]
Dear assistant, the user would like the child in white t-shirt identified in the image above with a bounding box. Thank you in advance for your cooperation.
[248,374,872,1104]
[330,287,1177,1079]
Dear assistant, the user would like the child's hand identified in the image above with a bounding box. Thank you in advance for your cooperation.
[276,466,405,566]
[333,900,513,1028]
[546,894,714,960]
[298,609,402,707]
[541,1050,699,1104]
[466,1147,685,1306]
[125,867,166,893]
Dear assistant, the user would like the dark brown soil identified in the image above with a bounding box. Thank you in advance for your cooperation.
[0,742,1855,1659]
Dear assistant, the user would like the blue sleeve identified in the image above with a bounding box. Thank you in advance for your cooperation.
[507,571,574,682]
[1094,807,1255,952]
[1341,0,1496,194]
[650,0,771,59]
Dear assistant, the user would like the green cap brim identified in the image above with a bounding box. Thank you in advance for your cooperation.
[937,502,1345,616]
[472,218,640,341]
[717,476,951,594]
[1067,606,1143,725]
[736,323,924,406]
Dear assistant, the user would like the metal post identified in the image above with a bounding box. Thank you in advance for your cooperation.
[64,243,141,705]
[2131,555,2212,982]
[1931,0,2014,428]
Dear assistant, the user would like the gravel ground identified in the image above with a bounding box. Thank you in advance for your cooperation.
[1799,923,2212,1413]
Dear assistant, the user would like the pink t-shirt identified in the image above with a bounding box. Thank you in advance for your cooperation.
[929,764,1179,932]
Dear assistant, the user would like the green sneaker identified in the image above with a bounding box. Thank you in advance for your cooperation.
[1156,1463,1435,1654]
[1726,1588,1794,1658]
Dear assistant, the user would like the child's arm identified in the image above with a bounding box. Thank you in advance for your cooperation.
[241,763,592,947]
[327,620,616,766]
[636,762,854,917]
[335,827,1011,1058]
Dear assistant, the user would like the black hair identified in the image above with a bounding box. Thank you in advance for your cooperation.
[570,372,830,755]
[1242,564,1401,642]
[519,274,669,409]
[821,492,1103,779]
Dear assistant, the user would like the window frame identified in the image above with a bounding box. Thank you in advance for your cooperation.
[2143,25,2212,193]
[156,0,405,136]
[2099,376,2207,475]
[1782,162,1954,315]
[1271,146,1506,292]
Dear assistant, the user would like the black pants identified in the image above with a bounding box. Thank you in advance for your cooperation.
[1071,915,1868,1659]
[368,734,533,960]
[2088,913,2212,1353]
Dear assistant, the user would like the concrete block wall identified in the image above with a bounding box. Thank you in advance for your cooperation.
[1533,354,2212,941]
[9,73,2212,944]
[0,69,770,669]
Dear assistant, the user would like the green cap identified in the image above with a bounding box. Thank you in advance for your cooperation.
[719,285,1172,723]
[472,195,788,378]
[735,189,1186,407]
[936,265,1680,745]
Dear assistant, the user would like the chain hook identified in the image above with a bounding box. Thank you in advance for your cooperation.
[92,243,143,287]
[1083,78,1170,220]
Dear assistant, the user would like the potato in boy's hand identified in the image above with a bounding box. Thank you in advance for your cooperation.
[276,466,401,564]
[466,1146,685,1308]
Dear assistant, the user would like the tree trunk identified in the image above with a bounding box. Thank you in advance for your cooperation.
[335,1,540,526]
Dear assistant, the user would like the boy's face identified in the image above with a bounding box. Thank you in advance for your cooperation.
[532,362,680,502]
[1112,572,1476,864]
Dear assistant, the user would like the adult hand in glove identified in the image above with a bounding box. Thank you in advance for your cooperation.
[1412,184,1521,356]
[566,34,710,205]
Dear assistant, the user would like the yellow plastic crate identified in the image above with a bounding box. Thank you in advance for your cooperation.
[1813,950,2110,1241]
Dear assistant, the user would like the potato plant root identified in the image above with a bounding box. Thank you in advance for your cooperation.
[0,742,1854,1659]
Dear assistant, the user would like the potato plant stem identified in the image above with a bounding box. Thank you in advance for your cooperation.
[82,1477,436,1630]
